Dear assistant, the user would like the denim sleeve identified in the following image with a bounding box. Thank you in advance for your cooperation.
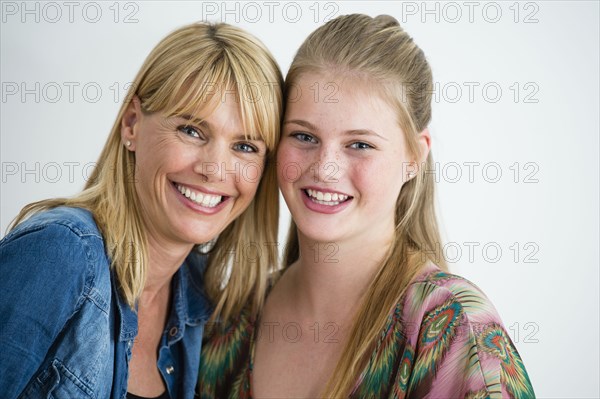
[0,223,91,398]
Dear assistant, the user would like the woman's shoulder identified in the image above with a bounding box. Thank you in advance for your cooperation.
[3,206,102,241]
[1,206,110,287]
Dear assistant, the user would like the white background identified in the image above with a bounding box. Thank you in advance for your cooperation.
[1,1,598,397]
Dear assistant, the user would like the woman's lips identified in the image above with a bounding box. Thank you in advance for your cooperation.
[171,181,230,214]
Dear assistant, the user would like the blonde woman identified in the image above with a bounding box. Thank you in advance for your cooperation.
[0,22,282,399]
[198,14,535,398]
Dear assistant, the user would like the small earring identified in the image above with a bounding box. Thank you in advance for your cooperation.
[126,140,131,147]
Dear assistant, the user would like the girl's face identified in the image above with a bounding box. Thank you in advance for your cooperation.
[122,94,267,247]
[277,73,428,245]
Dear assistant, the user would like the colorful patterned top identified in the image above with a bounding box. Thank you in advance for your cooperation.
[197,263,535,398]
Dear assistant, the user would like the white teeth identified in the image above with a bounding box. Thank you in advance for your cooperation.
[305,189,349,206]
[176,184,222,208]
[315,200,340,206]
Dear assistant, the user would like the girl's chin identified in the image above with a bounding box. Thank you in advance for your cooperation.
[295,222,347,244]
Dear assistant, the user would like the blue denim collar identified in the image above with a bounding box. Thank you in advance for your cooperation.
[178,250,212,325]
[165,250,212,344]
[112,250,212,343]
[112,269,138,342]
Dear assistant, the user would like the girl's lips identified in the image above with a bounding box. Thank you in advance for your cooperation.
[301,188,353,214]
[301,186,352,197]
[303,187,352,203]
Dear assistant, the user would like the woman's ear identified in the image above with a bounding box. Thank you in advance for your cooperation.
[121,95,142,151]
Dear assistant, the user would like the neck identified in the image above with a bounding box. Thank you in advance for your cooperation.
[141,232,193,304]
[287,229,394,321]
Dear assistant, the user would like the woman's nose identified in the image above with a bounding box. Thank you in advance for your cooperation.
[192,143,235,183]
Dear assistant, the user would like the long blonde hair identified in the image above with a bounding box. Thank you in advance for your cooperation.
[281,14,447,397]
[9,22,283,320]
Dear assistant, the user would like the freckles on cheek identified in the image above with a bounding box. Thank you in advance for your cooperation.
[277,163,297,185]
[277,149,303,184]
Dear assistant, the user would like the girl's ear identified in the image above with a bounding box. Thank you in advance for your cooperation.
[405,128,431,181]
[416,127,431,165]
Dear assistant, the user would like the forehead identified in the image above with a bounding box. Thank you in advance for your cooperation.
[285,73,400,135]
[166,85,264,140]
[166,81,236,117]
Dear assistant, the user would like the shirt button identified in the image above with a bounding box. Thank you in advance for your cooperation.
[166,365,174,374]
[169,326,178,336]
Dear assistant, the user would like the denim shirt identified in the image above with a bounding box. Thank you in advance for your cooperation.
[0,206,212,399]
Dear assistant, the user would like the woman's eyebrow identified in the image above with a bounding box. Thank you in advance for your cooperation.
[178,115,263,142]
[233,134,265,142]
[178,114,209,128]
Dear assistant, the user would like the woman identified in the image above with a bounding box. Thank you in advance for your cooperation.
[0,22,282,399]
[198,14,535,398]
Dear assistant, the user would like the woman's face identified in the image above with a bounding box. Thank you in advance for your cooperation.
[277,73,426,245]
[123,94,266,247]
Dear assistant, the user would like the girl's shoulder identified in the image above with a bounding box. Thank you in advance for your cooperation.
[400,262,503,327]
[368,262,535,398]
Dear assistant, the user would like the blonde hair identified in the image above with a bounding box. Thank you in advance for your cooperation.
[282,14,447,397]
[10,22,283,320]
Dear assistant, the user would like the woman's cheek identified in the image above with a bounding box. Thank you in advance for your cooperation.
[239,160,263,190]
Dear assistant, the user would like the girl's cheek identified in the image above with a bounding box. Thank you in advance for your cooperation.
[276,152,303,184]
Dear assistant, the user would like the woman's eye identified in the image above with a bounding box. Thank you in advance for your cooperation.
[233,142,258,153]
[349,142,374,150]
[292,132,317,143]
[178,125,202,139]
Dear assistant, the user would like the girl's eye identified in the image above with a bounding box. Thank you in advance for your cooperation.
[233,142,258,153]
[349,142,374,150]
[292,132,317,143]
[178,125,202,139]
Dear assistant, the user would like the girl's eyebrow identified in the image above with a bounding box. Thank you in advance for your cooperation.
[283,119,318,132]
[344,129,388,141]
[284,119,387,141]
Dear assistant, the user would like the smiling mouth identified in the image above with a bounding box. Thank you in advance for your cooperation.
[174,182,226,208]
[303,189,353,206]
